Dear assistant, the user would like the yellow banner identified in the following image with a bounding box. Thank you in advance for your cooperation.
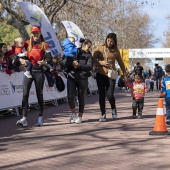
[120,49,129,69]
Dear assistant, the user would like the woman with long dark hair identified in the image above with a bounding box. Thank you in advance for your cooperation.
[0,43,13,74]
[93,33,126,122]
[65,38,93,124]
[16,26,49,127]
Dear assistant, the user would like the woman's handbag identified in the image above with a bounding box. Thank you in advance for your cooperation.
[104,47,118,80]
[107,69,118,80]
[55,75,65,92]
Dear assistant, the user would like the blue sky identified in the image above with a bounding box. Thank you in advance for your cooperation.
[142,0,170,48]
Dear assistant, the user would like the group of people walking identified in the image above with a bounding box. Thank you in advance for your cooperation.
[1,25,169,127]
[11,26,127,127]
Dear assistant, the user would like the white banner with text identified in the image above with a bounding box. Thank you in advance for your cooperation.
[129,48,170,58]
[0,72,67,110]
[0,72,98,110]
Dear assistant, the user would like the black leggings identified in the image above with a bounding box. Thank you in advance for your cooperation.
[96,72,116,115]
[132,98,144,115]
[67,77,88,113]
[22,70,45,117]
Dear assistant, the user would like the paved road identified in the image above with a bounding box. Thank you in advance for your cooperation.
[0,89,169,170]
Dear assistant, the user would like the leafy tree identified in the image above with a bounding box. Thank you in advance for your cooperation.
[0,20,20,45]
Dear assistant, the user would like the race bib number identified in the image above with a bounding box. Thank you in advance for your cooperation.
[134,84,144,93]
[166,81,170,90]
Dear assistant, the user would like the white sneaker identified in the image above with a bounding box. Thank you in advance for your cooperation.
[99,114,106,122]
[37,117,43,126]
[112,109,117,118]
[75,117,82,124]
[16,118,28,127]
[24,71,32,78]
[70,113,76,123]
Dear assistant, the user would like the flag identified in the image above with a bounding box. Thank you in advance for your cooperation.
[61,21,84,48]
[18,1,62,56]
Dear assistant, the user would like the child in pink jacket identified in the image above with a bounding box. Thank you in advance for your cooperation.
[125,74,147,119]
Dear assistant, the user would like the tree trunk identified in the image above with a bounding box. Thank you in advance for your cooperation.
[7,18,30,41]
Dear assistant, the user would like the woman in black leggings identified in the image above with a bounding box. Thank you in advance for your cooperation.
[16,26,49,127]
[66,38,93,124]
[93,33,126,122]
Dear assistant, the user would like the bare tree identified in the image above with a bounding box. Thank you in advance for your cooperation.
[0,0,70,41]
[0,0,156,62]
[162,16,170,65]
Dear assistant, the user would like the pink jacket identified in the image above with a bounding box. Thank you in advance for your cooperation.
[125,81,147,99]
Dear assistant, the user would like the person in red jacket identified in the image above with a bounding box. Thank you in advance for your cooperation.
[16,26,49,127]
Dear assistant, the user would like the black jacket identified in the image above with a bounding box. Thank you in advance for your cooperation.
[154,66,163,78]
[61,48,93,79]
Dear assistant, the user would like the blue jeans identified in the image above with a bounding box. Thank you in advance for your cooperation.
[165,98,170,120]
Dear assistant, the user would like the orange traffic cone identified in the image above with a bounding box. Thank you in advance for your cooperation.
[149,98,170,135]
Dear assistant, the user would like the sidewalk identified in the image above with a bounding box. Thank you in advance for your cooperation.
[0,89,170,170]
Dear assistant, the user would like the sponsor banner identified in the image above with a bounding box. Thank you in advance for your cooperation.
[120,49,129,69]
[129,48,170,58]
[0,72,97,110]
[0,72,68,110]
[9,72,23,106]
[0,72,15,109]
[43,78,57,101]
[61,21,85,48]
[18,1,62,56]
